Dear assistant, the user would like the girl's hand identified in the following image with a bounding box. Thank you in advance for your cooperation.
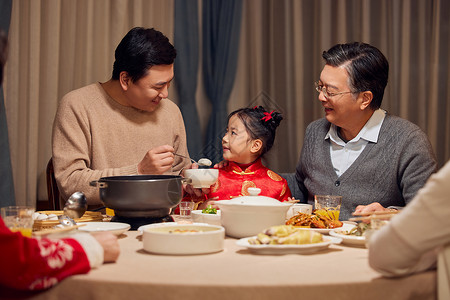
[198,197,219,210]
[183,183,209,198]
[286,197,300,203]
[214,160,229,169]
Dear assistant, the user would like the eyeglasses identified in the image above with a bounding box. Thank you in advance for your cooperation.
[315,81,354,99]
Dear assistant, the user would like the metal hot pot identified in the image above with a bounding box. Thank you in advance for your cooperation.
[90,175,186,218]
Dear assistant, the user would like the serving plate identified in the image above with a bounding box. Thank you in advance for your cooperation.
[236,236,341,255]
[78,222,130,236]
[329,227,366,247]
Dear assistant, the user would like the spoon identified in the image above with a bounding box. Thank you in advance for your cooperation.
[197,158,212,167]
[63,191,88,219]
[174,154,212,167]
[58,215,77,227]
[174,153,196,164]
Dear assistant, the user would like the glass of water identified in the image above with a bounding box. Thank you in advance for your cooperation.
[177,202,195,223]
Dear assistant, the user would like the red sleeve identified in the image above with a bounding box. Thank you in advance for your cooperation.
[0,217,91,291]
[279,179,292,202]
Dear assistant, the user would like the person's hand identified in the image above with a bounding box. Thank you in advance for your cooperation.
[197,197,219,210]
[137,145,175,174]
[183,184,210,198]
[286,197,300,203]
[353,202,387,215]
[91,232,120,263]
[213,160,229,169]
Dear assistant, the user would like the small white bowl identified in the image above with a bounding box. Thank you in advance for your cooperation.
[191,210,221,226]
[286,203,313,220]
[139,223,224,255]
[184,169,219,188]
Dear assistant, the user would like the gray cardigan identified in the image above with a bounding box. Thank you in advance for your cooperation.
[284,114,437,220]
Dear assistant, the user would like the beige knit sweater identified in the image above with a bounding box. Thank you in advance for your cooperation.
[52,83,190,205]
[368,161,450,299]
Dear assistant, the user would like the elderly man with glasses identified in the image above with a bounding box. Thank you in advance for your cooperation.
[286,42,437,220]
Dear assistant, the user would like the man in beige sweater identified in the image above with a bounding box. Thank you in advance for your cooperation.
[52,27,191,206]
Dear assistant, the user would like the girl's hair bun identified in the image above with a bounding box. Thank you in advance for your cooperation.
[254,106,283,131]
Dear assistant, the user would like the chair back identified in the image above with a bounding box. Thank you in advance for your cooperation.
[46,158,62,210]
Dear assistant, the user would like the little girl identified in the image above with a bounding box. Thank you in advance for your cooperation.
[195,106,291,209]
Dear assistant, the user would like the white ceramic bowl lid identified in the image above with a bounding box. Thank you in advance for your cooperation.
[219,188,289,206]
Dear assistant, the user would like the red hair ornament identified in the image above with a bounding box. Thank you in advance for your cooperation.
[261,111,274,122]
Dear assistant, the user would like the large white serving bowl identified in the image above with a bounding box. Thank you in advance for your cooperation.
[184,169,219,188]
[191,210,221,226]
[139,223,225,255]
[216,188,292,238]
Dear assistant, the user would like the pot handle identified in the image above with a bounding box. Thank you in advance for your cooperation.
[89,181,108,188]
[181,178,192,185]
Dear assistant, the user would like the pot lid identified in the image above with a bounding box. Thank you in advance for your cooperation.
[219,188,289,206]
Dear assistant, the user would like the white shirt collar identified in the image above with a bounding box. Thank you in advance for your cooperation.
[325,109,386,144]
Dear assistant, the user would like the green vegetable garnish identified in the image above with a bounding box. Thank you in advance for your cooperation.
[202,205,217,214]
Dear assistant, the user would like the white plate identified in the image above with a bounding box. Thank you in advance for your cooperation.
[78,222,131,236]
[236,236,341,255]
[329,227,366,247]
[292,221,356,234]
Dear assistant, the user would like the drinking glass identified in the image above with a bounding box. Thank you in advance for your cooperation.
[314,195,342,220]
[177,202,195,223]
[1,206,35,237]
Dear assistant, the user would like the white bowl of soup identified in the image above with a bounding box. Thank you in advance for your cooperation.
[139,223,224,255]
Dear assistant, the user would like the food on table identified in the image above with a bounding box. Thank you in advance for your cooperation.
[197,158,212,167]
[32,212,58,221]
[169,229,200,234]
[314,208,340,221]
[340,223,370,236]
[286,212,343,229]
[202,205,217,214]
[248,225,323,245]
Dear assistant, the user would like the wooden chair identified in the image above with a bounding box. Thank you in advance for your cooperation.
[45,158,62,210]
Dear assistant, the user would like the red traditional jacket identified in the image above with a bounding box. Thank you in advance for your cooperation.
[0,217,91,290]
[208,159,291,201]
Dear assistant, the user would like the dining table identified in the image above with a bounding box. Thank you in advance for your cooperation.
[2,225,436,300]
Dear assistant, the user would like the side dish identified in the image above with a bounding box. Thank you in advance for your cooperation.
[169,229,200,234]
[202,205,217,214]
[340,223,370,236]
[286,212,343,229]
[248,225,323,245]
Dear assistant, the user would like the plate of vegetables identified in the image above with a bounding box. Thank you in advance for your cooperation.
[191,206,221,226]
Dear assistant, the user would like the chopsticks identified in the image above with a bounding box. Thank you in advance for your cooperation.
[33,224,87,236]
[352,210,400,217]
[348,210,399,222]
